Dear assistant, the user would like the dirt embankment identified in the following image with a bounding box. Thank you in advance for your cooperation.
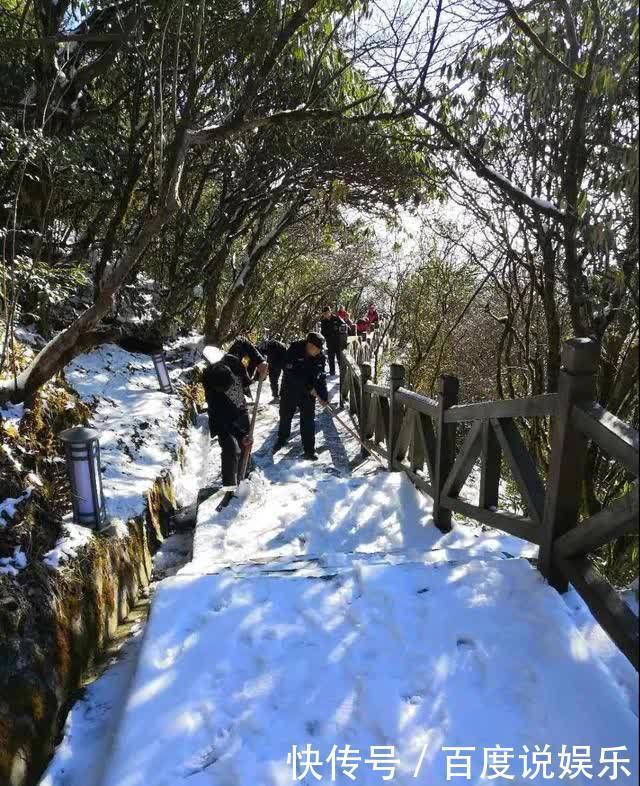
[0,366,185,786]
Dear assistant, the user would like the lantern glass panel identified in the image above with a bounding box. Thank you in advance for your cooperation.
[153,352,172,392]
[71,451,95,517]
[69,442,103,521]
[157,361,171,389]
[60,427,106,528]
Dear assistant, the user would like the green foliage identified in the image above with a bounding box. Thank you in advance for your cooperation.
[392,251,478,395]
[9,254,88,306]
[238,216,378,340]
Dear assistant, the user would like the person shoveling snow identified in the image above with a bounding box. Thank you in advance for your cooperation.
[273,331,329,461]
[202,348,267,499]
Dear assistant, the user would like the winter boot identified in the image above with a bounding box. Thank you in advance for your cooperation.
[272,438,287,454]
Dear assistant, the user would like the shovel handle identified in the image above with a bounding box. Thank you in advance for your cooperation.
[239,378,264,480]
[318,398,387,468]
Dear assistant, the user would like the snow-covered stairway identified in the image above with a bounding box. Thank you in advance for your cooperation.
[100,379,639,786]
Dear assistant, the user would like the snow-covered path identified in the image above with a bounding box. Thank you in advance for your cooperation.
[99,377,639,786]
[190,378,537,574]
[102,561,639,786]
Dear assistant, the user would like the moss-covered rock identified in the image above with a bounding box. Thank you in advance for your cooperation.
[0,477,174,786]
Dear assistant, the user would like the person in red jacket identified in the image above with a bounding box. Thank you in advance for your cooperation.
[337,305,352,325]
[356,316,370,336]
[366,303,379,327]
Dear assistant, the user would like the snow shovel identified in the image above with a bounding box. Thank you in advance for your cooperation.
[317,398,387,468]
[216,378,264,512]
[240,376,263,479]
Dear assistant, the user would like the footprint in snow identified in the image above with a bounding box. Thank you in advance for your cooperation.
[306,719,322,736]
[209,596,230,614]
[183,727,234,776]
[454,637,488,689]
[402,688,430,706]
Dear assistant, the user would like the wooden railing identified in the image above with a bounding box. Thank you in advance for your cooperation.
[343,331,376,363]
[339,337,639,670]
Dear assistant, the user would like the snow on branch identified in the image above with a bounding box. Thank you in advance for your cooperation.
[424,114,567,221]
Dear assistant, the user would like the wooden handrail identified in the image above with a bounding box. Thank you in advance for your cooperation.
[341,351,361,375]
[395,388,438,416]
[443,496,540,544]
[364,382,390,398]
[337,337,640,670]
[572,402,639,476]
[554,484,639,558]
[445,393,558,422]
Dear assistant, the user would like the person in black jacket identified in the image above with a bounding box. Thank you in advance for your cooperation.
[202,353,254,487]
[227,336,268,397]
[273,332,328,460]
[257,337,287,401]
[320,306,346,376]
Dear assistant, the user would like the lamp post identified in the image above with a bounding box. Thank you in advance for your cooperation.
[59,426,107,529]
[152,350,173,393]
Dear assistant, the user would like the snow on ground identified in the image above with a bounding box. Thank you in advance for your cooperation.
[0,487,32,527]
[189,467,536,575]
[0,400,25,429]
[563,585,639,718]
[39,533,200,786]
[1,441,25,472]
[40,342,206,571]
[13,323,46,348]
[37,338,209,785]
[42,515,96,569]
[188,377,537,575]
[39,623,145,786]
[102,560,638,786]
[0,545,28,575]
[31,350,638,785]
[65,343,186,525]
[172,414,210,511]
[98,371,637,786]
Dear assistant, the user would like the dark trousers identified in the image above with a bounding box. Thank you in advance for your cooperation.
[218,431,242,486]
[269,366,282,398]
[327,343,339,376]
[278,384,316,453]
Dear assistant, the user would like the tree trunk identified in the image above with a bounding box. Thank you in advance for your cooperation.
[203,246,231,344]
[94,150,148,296]
[0,116,190,404]
[209,205,299,343]
[540,233,561,393]
[0,202,177,404]
[211,283,245,344]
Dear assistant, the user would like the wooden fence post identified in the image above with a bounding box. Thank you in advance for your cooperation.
[338,325,348,410]
[480,420,501,510]
[388,363,405,471]
[433,375,460,532]
[359,362,372,458]
[539,337,599,591]
[339,323,348,352]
